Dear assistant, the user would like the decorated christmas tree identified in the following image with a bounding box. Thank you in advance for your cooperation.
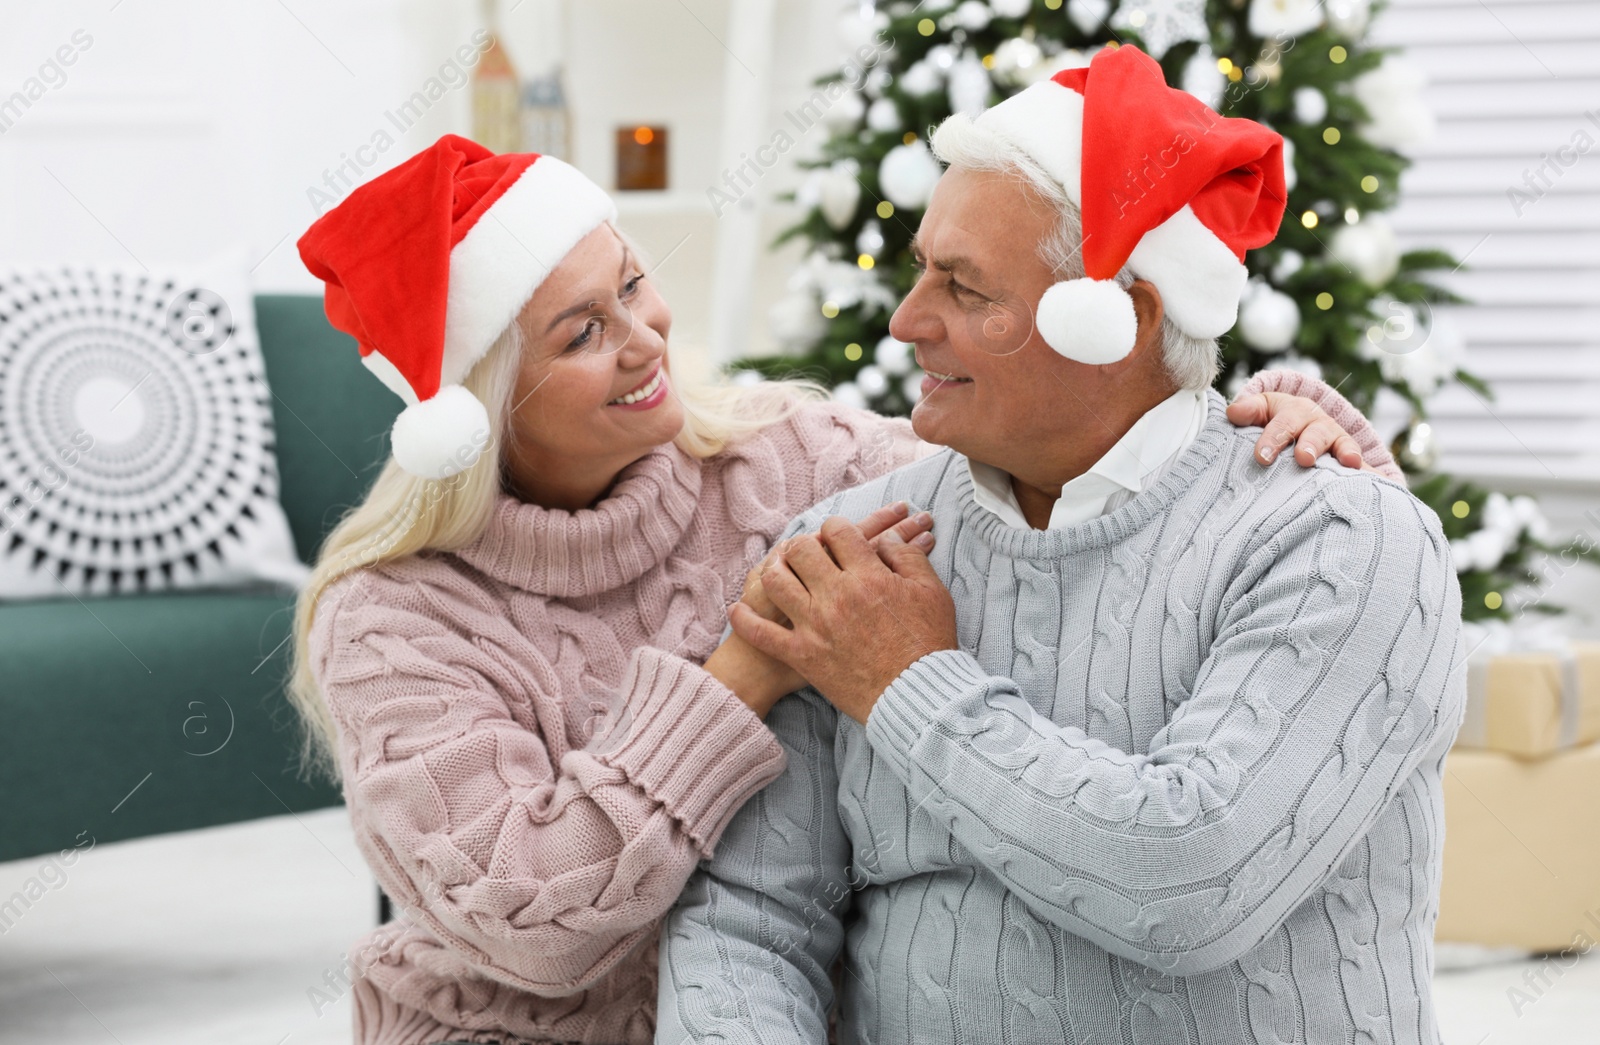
[734,0,1586,622]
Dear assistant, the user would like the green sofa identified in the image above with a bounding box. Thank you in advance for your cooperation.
[1,296,399,863]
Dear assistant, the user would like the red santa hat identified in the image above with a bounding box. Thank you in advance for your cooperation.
[297,134,615,479]
[968,44,1286,364]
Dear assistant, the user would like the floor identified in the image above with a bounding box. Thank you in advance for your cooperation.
[1,809,1596,1044]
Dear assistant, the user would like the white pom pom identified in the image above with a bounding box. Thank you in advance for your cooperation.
[390,384,492,480]
[1035,279,1138,365]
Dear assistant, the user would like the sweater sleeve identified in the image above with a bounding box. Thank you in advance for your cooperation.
[309,572,788,997]
[657,687,850,1045]
[1237,368,1405,482]
[862,477,1464,977]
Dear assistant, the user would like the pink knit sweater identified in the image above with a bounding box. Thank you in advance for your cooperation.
[305,373,1397,1045]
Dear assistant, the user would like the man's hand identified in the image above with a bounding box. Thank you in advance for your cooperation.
[707,503,937,719]
[729,516,959,725]
[1226,391,1377,472]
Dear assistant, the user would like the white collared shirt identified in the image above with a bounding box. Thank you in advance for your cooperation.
[967,387,1208,530]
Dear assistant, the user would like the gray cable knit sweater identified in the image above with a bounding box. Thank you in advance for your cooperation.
[657,390,1466,1045]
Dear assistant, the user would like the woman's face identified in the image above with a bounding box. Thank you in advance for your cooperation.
[504,224,684,504]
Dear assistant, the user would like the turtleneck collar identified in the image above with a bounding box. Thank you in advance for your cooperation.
[454,438,703,598]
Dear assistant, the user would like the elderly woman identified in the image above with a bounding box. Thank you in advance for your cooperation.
[289,134,1398,1045]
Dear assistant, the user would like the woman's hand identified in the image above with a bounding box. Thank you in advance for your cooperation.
[1226,391,1378,473]
[704,501,937,719]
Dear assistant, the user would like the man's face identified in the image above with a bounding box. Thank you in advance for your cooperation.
[889,166,1084,471]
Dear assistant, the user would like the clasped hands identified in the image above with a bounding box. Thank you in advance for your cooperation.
[703,502,959,725]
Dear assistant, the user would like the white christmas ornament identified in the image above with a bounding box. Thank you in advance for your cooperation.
[948,53,993,116]
[831,382,869,410]
[951,1,993,31]
[1040,48,1093,80]
[991,36,1044,87]
[1353,58,1435,150]
[731,369,765,388]
[879,140,943,210]
[1110,0,1209,60]
[1514,495,1553,542]
[990,0,1032,17]
[793,250,899,315]
[875,335,914,374]
[1239,285,1302,352]
[1374,308,1463,398]
[855,364,890,397]
[1036,279,1138,364]
[823,90,866,134]
[1273,249,1304,282]
[866,96,901,133]
[769,291,826,349]
[1326,0,1372,38]
[1292,86,1327,125]
[856,219,885,259]
[1068,0,1111,34]
[1182,43,1226,110]
[864,66,892,98]
[836,8,889,51]
[1281,136,1297,192]
[1466,528,1508,574]
[1483,491,1517,535]
[1329,215,1401,286]
[819,161,862,230]
[1275,353,1324,380]
[1361,295,1426,358]
[899,59,943,97]
[1248,0,1325,38]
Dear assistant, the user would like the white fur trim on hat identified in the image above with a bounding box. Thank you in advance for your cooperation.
[1036,278,1138,364]
[441,156,617,388]
[1126,204,1248,339]
[390,383,492,480]
[362,348,419,405]
[977,80,1086,206]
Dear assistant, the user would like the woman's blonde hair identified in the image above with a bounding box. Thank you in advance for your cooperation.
[286,231,828,779]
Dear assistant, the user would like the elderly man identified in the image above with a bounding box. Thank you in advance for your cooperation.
[658,46,1464,1045]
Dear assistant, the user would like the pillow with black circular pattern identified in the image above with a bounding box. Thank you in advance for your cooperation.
[0,261,309,599]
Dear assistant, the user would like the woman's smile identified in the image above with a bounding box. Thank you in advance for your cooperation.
[607,364,669,409]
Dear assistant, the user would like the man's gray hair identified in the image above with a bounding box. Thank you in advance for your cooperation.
[929,113,1221,391]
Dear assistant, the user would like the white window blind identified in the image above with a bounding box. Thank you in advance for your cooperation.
[1373,0,1600,482]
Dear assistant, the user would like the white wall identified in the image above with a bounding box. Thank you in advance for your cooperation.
[0,0,475,290]
[0,0,849,358]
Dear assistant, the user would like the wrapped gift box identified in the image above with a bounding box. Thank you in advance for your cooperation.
[1437,742,1600,952]
[1456,640,1600,759]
